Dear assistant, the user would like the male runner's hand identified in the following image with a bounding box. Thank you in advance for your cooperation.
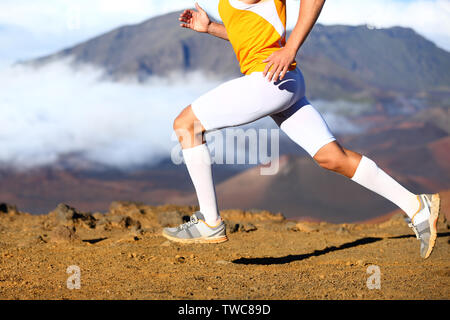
[179,2,210,33]
[262,47,297,82]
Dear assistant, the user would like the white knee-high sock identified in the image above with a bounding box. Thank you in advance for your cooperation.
[351,156,422,221]
[182,144,221,226]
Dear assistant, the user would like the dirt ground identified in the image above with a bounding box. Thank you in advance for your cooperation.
[0,194,449,300]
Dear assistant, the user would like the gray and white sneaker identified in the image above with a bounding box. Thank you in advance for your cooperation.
[162,212,228,244]
[408,193,440,259]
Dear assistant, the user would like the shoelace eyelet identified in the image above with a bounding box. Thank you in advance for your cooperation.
[180,216,199,229]
[408,223,420,239]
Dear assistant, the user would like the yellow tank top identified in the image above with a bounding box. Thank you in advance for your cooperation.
[218,0,297,75]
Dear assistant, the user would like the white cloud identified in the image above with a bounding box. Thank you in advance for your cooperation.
[0,59,221,169]
[0,58,366,170]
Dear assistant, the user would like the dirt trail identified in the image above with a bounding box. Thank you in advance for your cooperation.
[0,194,449,300]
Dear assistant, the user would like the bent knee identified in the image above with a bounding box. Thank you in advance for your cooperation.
[173,114,188,132]
[314,155,346,172]
[173,105,206,135]
[173,109,193,132]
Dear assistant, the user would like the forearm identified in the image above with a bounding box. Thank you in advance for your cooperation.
[285,0,325,54]
[207,22,229,41]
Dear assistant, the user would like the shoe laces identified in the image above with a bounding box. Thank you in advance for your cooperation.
[179,214,199,230]
[408,223,420,239]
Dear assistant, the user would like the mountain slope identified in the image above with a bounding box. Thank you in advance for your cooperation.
[300,25,450,92]
[32,11,240,80]
[31,11,450,101]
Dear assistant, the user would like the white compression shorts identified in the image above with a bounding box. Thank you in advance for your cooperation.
[191,67,336,157]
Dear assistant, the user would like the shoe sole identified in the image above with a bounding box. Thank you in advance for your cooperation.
[424,193,440,259]
[162,232,229,244]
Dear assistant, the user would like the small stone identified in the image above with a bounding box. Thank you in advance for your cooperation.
[92,212,104,220]
[207,286,213,291]
[336,226,350,235]
[285,221,298,231]
[53,203,96,228]
[0,203,19,215]
[158,211,186,227]
[175,255,185,263]
[161,241,171,247]
[36,235,48,244]
[120,216,141,230]
[295,222,319,233]
[131,225,144,235]
[116,235,139,243]
[215,260,231,265]
[50,225,80,243]
[225,222,257,233]
[319,274,325,279]
[226,222,241,233]
[242,223,257,232]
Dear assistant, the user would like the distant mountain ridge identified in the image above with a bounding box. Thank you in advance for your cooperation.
[31,11,450,102]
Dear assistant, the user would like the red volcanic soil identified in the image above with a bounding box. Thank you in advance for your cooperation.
[429,136,450,173]
[0,194,448,300]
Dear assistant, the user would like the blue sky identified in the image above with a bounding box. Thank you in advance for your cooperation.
[0,0,449,65]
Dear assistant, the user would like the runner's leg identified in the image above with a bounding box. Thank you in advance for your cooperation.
[271,98,422,221]
[174,69,304,226]
[173,106,220,226]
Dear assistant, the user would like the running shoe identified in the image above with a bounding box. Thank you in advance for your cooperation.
[162,212,228,244]
[408,193,440,259]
